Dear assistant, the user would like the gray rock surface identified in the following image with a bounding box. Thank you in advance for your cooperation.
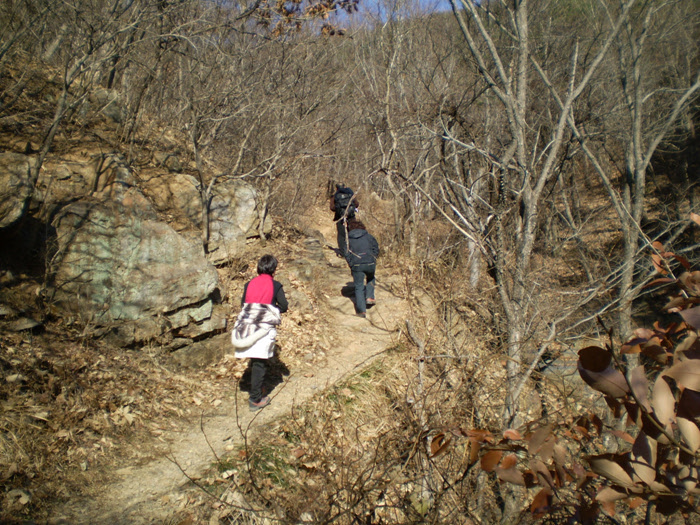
[1,147,271,345]
[140,172,201,222]
[206,178,268,264]
[140,173,271,264]
[169,332,231,368]
[91,88,125,124]
[49,198,219,344]
[35,153,141,208]
[153,152,183,173]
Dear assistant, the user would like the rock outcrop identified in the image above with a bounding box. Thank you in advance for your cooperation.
[35,153,144,206]
[49,198,220,345]
[207,178,270,264]
[1,142,269,346]
[140,173,271,264]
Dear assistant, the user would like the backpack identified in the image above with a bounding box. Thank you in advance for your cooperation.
[334,187,355,218]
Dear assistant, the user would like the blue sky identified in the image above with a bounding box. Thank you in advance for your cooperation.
[347,0,452,25]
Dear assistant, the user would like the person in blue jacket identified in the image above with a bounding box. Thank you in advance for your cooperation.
[344,219,379,318]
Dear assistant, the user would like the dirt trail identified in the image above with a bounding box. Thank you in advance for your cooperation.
[50,234,413,524]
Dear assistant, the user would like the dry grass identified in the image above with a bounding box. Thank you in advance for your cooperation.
[0,325,248,519]
[0,202,613,525]
[172,291,527,524]
[1,41,674,525]
[0,217,618,525]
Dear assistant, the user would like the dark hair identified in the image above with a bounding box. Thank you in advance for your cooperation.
[347,219,366,231]
[257,254,278,275]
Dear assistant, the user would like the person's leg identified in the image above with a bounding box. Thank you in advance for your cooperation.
[249,358,266,403]
[351,266,366,313]
[336,220,347,256]
[365,264,376,303]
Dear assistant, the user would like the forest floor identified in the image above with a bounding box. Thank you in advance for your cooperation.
[22,215,422,524]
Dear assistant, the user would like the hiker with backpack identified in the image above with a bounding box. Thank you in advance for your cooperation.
[231,254,289,411]
[345,219,379,318]
[330,184,358,257]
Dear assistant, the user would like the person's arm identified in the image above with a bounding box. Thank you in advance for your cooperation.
[345,236,355,265]
[370,235,379,259]
[273,281,289,313]
[241,282,250,306]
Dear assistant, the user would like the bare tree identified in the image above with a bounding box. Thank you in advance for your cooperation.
[563,1,700,341]
[426,0,638,437]
[5,0,166,201]
[353,2,472,259]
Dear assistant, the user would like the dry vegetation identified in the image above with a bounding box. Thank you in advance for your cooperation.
[154,313,608,525]
[0,190,689,524]
[2,0,700,523]
[0,207,530,524]
[0,232,333,521]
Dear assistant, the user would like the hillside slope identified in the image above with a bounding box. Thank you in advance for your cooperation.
[45,222,428,524]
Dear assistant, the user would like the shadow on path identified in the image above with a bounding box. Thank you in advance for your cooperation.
[238,352,291,398]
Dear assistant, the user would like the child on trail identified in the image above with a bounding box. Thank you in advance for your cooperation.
[330,183,359,257]
[231,255,288,411]
[345,219,379,318]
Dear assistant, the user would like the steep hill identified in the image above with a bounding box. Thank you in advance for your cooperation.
[1,206,432,523]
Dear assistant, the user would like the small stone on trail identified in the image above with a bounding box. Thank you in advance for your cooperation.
[9,317,42,332]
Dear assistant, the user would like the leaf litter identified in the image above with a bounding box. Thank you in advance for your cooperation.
[0,238,332,521]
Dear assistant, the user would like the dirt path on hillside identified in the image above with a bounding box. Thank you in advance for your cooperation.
[49,233,415,524]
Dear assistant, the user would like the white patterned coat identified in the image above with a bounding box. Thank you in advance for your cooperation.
[231,303,282,359]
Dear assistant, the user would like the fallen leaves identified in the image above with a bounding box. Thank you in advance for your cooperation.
[0,326,261,516]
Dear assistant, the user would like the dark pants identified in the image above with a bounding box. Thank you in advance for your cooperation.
[250,358,267,402]
[351,263,376,314]
[336,219,348,256]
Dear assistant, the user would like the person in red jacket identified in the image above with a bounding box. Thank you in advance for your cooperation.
[231,255,288,411]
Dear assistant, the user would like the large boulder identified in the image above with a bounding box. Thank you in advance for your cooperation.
[140,172,201,225]
[49,198,220,345]
[141,173,271,264]
[0,152,33,228]
[207,179,270,264]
